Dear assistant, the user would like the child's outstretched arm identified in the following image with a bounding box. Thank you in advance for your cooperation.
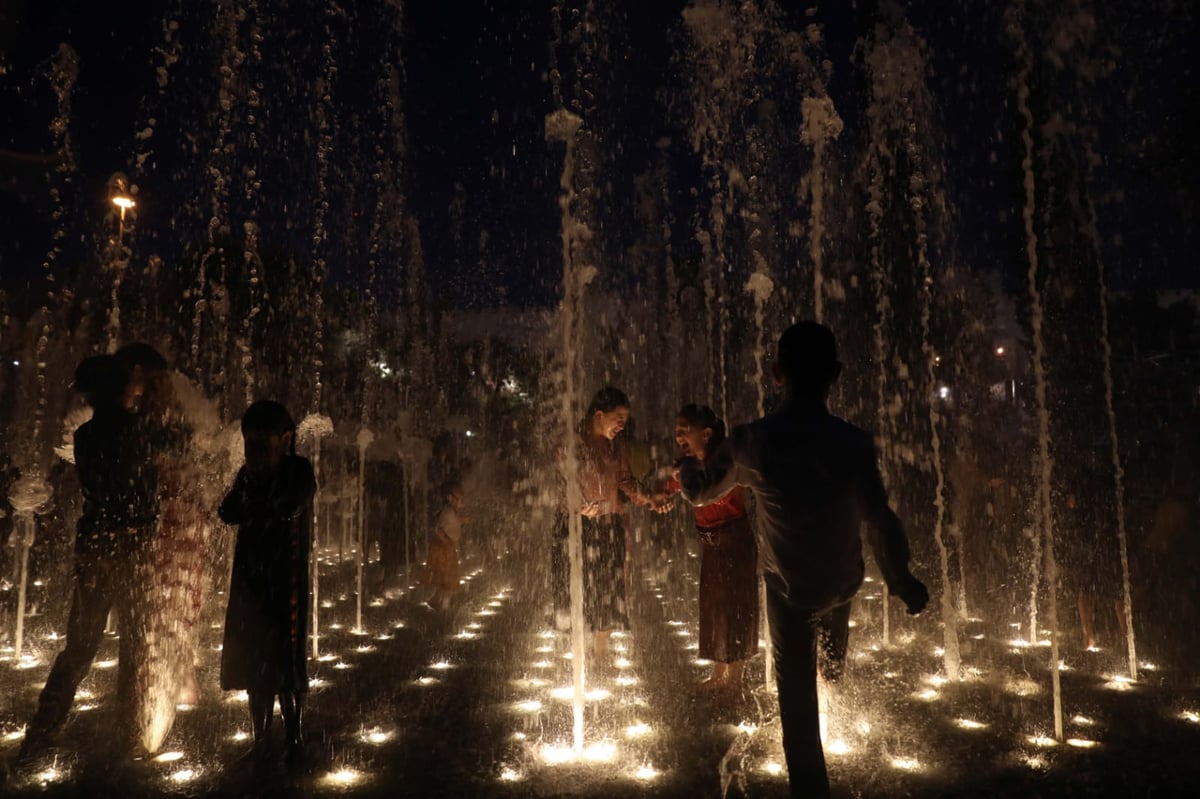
[678,428,748,507]
[858,445,928,615]
[218,467,251,525]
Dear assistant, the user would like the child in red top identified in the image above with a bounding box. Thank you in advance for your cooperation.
[659,404,758,694]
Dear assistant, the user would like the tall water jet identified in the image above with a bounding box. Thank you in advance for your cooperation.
[800,96,843,323]
[299,412,334,657]
[744,270,775,688]
[546,105,590,752]
[1011,2,1063,739]
[355,426,374,633]
[1084,150,1137,680]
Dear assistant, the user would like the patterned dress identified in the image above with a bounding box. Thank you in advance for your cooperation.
[219,456,316,695]
[666,477,759,663]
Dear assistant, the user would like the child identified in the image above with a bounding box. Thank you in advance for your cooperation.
[219,401,315,768]
[680,322,928,799]
[658,404,758,696]
[422,481,470,611]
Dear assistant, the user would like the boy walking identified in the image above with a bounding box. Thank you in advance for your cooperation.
[680,321,929,799]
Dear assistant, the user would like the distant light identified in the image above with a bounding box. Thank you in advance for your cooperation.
[995,346,1006,357]
[360,728,395,745]
[465,430,475,438]
[937,385,951,400]
[10,360,18,367]
[634,765,659,780]
[322,768,362,787]
[826,739,851,756]
[626,722,651,738]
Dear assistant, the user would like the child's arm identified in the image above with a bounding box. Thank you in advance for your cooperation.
[218,467,251,525]
[857,443,928,615]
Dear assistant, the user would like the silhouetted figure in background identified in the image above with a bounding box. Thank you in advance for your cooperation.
[19,352,165,763]
[681,322,929,799]
[219,401,315,771]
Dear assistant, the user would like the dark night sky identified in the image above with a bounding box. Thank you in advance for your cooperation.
[0,0,1196,310]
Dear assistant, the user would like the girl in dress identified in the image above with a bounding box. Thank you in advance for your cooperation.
[554,387,653,659]
[660,404,758,694]
[219,401,316,767]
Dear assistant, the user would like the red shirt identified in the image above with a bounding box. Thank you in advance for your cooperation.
[665,475,746,529]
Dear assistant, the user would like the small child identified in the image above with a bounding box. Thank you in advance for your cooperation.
[219,401,316,768]
[421,481,470,611]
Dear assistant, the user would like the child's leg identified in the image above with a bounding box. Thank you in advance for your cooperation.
[247,689,274,747]
[280,691,306,768]
[279,691,303,745]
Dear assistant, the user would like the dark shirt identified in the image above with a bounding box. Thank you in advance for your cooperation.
[680,398,918,610]
[74,406,163,557]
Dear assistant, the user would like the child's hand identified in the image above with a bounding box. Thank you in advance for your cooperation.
[649,494,674,513]
[580,500,602,518]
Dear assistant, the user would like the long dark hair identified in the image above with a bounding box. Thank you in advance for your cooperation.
[676,403,726,456]
[580,386,630,433]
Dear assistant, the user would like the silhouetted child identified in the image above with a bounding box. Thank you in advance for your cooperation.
[219,401,315,769]
[680,322,929,799]
[421,480,470,611]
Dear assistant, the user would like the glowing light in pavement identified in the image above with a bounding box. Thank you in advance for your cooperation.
[914,688,940,701]
[170,769,197,782]
[36,766,65,783]
[231,731,250,742]
[354,645,376,654]
[735,721,758,734]
[890,757,921,771]
[614,657,632,669]
[826,739,851,756]
[1027,735,1058,748]
[333,661,351,670]
[1071,715,1094,726]
[634,765,659,780]
[4,729,25,742]
[155,751,184,763]
[924,674,948,687]
[763,761,784,776]
[956,718,987,730]
[1104,674,1134,691]
[429,660,453,670]
[415,677,438,686]
[514,700,543,713]
[1180,711,1200,723]
[499,767,523,781]
[322,768,363,786]
[1023,754,1048,769]
[532,660,552,669]
[360,728,395,744]
[1067,738,1098,748]
[625,722,651,738]
[550,686,610,702]
[616,675,638,687]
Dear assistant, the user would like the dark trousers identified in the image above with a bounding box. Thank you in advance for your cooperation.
[767,589,854,799]
[28,556,137,737]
